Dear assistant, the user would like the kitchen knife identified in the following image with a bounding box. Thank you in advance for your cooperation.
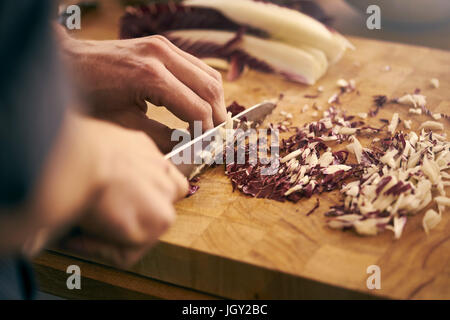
[165,101,276,178]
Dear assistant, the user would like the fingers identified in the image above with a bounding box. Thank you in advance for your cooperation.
[130,132,189,202]
[55,117,191,268]
[77,124,188,247]
[62,172,185,269]
[146,64,215,131]
[166,162,189,201]
[138,157,188,204]
[139,36,227,131]
[155,35,223,83]
[79,177,176,248]
[160,47,227,126]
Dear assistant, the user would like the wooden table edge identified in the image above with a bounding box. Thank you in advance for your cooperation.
[33,250,221,300]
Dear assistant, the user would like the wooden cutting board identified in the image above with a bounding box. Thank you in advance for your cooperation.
[112,37,448,300]
[63,1,450,299]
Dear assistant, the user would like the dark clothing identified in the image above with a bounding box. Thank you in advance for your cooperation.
[0,257,36,300]
[0,0,66,205]
[0,1,67,299]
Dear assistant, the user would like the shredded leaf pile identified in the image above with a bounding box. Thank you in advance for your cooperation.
[220,96,449,238]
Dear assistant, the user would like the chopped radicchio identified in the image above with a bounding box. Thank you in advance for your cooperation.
[187,183,200,197]
[326,127,449,238]
[223,106,367,211]
[187,96,449,238]
[222,98,448,238]
[226,101,246,117]
[369,95,387,117]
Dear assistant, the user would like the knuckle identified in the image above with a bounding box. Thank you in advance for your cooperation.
[137,59,163,82]
[146,36,168,55]
[204,80,222,102]
[144,62,160,76]
[197,103,213,121]
[151,34,169,43]
[212,70,222,83]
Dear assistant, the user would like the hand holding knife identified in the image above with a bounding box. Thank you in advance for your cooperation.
[165,101,276,178]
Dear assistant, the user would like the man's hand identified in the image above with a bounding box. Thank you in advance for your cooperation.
[58,28,227,151]
[59,116,189,267]
[13,112,188,267]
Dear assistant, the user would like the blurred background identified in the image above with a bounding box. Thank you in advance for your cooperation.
[60,0,450,50]
[318,0,450,50]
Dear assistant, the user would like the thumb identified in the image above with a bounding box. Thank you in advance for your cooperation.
[103,109,178,153]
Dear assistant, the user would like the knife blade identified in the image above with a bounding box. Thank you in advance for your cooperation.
[165,101,276,178]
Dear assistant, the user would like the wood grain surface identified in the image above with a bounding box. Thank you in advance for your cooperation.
[130,37,450,300]
[51,0,450,299]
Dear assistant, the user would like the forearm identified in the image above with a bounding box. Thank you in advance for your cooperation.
[54,24,141,117]
[53,24,94,103]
